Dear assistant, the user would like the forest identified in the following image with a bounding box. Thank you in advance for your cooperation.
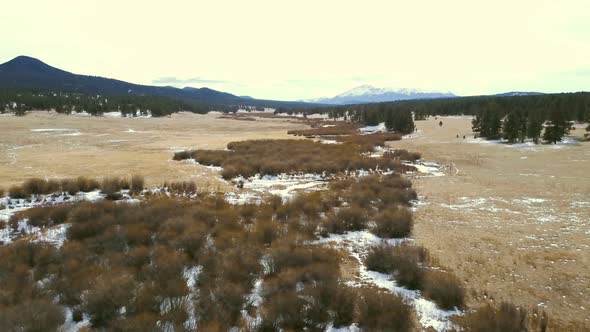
[0,89,270,117]
[285,92,590,123]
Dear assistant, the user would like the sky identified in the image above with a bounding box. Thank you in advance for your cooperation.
[1,0,589,100]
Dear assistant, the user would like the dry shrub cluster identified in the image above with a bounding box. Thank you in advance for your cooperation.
[365,243,465,310]
[461,302,548,332]
[287,122,359,136]
[334,132,402,151]
[373,206,413,238]
[161,180,198,195]
[2,189,416,330]
[385,149,422,161]
[173,139,408,179]
[356,288,415,331]
[6,176,145,199]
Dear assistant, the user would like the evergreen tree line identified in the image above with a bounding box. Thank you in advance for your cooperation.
[0,89,242,116]
[286,92,590,125]
[472,107,579,144]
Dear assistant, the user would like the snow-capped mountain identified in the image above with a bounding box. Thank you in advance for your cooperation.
[306,85,456,104]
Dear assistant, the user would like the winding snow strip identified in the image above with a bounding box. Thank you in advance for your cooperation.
[315,231,462,331]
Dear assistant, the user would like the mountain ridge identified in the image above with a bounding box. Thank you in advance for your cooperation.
[304,84,456,104]
[0,55,314,109]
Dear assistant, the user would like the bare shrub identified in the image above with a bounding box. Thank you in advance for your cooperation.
[164,180,197,195]
[323,206,367,234]
[172,150,192,161]
[8,185,27,199]
[287,123,358,136]
[0,300,65,332]
[0,187,5,197]
[100,177,123,200]
[60,178,80,195]
[82,273,136,327]
[76,176,100,192]
[365,244,429,290]
[130,175,144,194]
[357,288,414,332]
[330,286,356,328]
[385,149,422,161]
[423,270,465,310]
[462,302,528,332]
[372,206,413,238]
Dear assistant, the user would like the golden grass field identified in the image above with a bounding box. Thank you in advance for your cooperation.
[391,117,590,329]
[0,111,307,191]
[1,111,588,328]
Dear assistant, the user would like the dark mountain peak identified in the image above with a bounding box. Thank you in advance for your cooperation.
[0,56,315,109]
[0,55,68,76]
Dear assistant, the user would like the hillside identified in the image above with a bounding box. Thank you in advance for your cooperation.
[0,56,314,109]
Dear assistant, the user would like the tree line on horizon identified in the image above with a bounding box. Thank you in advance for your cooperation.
[0,89,270,116]
[278,92,590,142]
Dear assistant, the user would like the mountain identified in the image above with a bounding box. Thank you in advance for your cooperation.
[493,91,545,97]
[305,85,456,105]
[0,56,313,109]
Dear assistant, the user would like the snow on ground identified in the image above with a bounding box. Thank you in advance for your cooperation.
[0,190,136,245]
[226,173,328,204]
[359,122,386,133]
[315,231,461,331]
[31,128,77,132]
[58,307,91,332]
[184,159,223,172]
[405,161,445,177]
[34,223,71,247]
[467,137,580,149]
[103,111,152,118]
[182,266,202,331]
[403,130,423,139]
[239,278,264,330]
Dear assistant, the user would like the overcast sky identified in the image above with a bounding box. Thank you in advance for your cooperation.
[1,0,589,100]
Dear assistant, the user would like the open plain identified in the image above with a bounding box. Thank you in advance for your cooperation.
[1,112,588,329]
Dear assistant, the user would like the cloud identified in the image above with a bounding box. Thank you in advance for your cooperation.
[152,76,236,86]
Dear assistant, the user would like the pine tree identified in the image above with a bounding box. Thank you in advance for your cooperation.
[503,111,519,143]
[526,111,543,144]
[543,108,570,144]
[385,109,415,134]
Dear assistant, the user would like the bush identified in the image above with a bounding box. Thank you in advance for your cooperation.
[172,150,192,161]
[357,288,414,332]
[423,270,465,310]
[163,181,197,195]
[0,300,65,332]
[365,244,429,290]
[101,177,123,200]
[0,187,5,197]
[462,302,528,332]
[76,176,100,192]
[8,185,27,199]
[130,175,144,194]
[323,206,368,234]
[385,149,422,161]
[372,207,413,238]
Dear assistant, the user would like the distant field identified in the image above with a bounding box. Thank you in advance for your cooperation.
[392,117,590,328]
[0,111,308,191]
